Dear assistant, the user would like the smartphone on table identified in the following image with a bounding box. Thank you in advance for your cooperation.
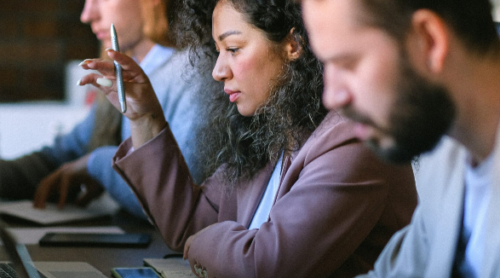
[39,232,151,248]
[111,267,160,278]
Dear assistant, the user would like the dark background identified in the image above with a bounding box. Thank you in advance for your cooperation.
[0,0,99,102]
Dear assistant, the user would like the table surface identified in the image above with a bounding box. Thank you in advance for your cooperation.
[0,209,182,278]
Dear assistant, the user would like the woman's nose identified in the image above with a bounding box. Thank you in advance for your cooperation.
[212,56,232,82]
[80,0,99,24]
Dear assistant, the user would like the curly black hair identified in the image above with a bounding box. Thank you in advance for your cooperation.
[172,0,327,187]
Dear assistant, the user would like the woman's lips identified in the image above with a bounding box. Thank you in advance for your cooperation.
[224,89,241,103]
[95,31,109,41]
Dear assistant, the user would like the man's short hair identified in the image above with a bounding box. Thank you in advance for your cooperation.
[358,0,498,55]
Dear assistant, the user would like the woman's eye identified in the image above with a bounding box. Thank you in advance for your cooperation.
[227,48,239,53]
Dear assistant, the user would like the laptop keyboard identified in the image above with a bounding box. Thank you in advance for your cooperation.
[0,263,17,278]
[0,263,47,278]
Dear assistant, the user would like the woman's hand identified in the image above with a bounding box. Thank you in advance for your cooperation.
[79,50,167,148]
[183,224,217,260]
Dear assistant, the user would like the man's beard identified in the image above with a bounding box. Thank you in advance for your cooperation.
[343,56,456,164]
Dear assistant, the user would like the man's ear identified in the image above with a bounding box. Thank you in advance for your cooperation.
[285,28,303,61]
[409,10,449,73]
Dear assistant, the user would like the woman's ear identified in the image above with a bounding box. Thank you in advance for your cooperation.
[286,28,302,61]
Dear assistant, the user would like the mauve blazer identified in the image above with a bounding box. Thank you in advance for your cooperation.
[112,111,418,278]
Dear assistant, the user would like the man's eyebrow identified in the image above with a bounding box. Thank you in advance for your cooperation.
[218,30,242,41]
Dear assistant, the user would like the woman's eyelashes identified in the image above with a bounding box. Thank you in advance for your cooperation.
[214,44,240,55]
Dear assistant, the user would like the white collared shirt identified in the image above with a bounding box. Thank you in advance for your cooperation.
[460,152,495,277]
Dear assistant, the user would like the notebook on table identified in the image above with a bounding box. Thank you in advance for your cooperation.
[0,194,119,226]
[0,225,107,278]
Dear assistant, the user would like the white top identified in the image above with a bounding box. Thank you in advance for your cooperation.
[460,152,495,277]
[248,153,284,229]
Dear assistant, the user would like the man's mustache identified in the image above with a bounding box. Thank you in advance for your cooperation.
[340,105,392,136]
[340,105,376,126]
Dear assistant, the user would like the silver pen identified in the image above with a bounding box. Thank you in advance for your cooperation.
[111,23,126,113]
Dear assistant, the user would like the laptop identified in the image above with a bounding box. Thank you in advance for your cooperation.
[0,226,107,278]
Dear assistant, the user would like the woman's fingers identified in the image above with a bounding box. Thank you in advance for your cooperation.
[79,53,147,82]
[77,51,161,128]
[105,49,139,71]
[78,73,115,92]
[79,73,122,106]
[79,59,115,77]
[106,50,150,83]
[96,77,113,87]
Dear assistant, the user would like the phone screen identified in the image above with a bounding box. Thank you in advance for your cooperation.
[112,267,160,278]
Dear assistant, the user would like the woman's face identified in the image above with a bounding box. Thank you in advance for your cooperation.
[80,0,145,52]
[212,1,286,116]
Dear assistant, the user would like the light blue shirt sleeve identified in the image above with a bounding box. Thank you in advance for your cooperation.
[86,146,145,218]
[135,47,205,183]
[39,105,97,165]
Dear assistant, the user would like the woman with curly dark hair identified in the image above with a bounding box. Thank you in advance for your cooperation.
[78,0,418,277]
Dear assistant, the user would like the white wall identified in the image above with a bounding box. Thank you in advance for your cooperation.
[494,0,500,21]
[0,60,98,160]
[0,103,89,159]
